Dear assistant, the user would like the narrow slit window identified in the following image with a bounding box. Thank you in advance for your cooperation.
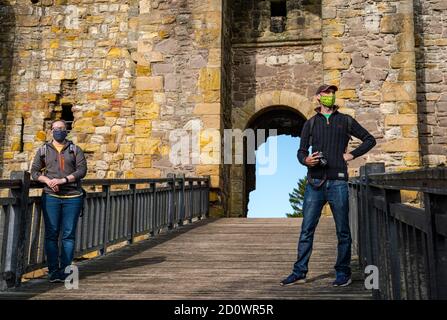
[270,1,287,33]
[61,104,74,133]
[20,117,24,153]
[271,1,287,17]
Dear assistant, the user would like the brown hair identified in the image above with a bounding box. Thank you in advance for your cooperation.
[50,119,67,129]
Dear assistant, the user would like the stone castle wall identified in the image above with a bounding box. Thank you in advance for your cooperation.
[414,0,447,166]
[0,0,446,217]
[321,0,423,175]
[0,0,223,192]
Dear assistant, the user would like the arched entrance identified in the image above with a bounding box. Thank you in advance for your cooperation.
[228,91,314,217]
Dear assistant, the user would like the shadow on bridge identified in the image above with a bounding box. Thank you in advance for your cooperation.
[1,218,216,300]
[1,217,371,300]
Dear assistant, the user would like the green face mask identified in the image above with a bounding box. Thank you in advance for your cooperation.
[320,95,336,107]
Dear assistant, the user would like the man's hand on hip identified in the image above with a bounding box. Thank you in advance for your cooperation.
[343,153,354,162]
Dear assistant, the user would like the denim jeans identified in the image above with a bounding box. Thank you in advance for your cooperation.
[292,178,352,278]
[42,193,83,275]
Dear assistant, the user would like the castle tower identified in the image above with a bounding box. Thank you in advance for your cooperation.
[0,0,445,217]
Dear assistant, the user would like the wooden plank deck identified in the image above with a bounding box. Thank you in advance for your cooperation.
[0,217,372,300]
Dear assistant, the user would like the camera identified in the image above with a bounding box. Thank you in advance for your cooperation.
[315,151,328,167]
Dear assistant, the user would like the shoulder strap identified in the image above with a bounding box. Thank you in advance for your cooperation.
[308,116,317,147]
[346,114,353,140]
[69,143,77,157]
[39,144,47,160]
[38,143,48,173]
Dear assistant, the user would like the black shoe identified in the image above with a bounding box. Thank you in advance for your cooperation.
[280,273,307,286]
[333,275,352,287]
[48,271,63,283]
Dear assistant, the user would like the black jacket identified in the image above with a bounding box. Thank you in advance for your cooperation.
[297,107,376,181]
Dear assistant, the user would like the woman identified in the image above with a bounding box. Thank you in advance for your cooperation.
[30,119,87,283]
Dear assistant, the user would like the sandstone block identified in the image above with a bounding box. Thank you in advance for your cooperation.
[323,53,351,70]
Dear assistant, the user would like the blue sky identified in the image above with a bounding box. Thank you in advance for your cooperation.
[248,135,307,218]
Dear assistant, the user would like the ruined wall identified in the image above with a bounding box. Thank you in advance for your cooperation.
[0,1,15,174]
[2,0,137,179]
[1,0,223,191]
[414,0,447,166]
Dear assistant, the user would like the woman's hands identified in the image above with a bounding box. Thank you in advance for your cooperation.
[46,178,66,192]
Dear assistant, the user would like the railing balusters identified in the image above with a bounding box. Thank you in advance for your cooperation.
[0,175,210,290]
[350,163,447,300]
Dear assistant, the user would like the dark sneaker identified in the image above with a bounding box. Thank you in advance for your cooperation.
[48,271,63,283]
[280,273,307,286]
[333,275,352,287]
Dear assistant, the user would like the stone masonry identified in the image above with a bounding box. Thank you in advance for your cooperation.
[0,0,446,217]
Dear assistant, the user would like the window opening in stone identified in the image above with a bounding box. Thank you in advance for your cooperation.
[61,104,74,133]
[270,1,287,33]
[20,117,24,153]
[271,1,287,17]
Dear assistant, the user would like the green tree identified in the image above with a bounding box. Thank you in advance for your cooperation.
[286,177,307,218]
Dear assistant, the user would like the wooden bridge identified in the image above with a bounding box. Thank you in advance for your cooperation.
[0,163,446,300]
[0,218,370,300]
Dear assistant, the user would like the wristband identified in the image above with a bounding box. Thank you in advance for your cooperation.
[64,177,69,183]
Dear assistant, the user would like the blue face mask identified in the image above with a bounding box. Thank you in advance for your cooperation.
[53,130,67,143]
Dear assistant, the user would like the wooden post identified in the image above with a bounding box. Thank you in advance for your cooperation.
[204,175,211,218]
[150,182,156,236]
[178,174,185,226]
[358,165,369,269]
[102,185,110,255]
[198,180,203,220]
[364,163,385,299]
[425,193,447,299]
[383,188,402,300]
[1,171,31,288]
[189,180,194,223]
[129,184,136,244]
[167,174,176,230]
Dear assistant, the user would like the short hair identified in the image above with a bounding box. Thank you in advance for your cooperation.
[51,119,67,129]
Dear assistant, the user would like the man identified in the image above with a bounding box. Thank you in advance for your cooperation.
[31,120,87,283]
[280,84,376,287]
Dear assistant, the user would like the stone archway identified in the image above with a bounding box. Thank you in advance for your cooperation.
[228,91,315,217]
[232,90,315,131]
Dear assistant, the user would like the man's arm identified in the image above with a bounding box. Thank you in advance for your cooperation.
[349,118,377,159]
[297,120,311,166]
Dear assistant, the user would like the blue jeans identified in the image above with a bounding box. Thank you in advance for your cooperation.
[292,179,352,278]
[42,193,83,275]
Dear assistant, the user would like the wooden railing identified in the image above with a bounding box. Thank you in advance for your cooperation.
[348,163,447,300]
[0,171,210,290]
